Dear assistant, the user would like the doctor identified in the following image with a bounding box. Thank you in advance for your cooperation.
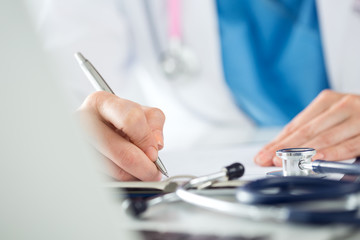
[35,0,360,181]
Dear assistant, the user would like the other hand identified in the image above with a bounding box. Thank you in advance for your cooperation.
[255,90,360,166]
[77,91,165,181]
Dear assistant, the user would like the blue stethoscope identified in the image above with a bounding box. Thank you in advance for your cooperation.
[237,177,360,224]
[123,148,360,225]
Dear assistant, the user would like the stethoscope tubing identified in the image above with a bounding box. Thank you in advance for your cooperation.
[287,207,360,224]
[177,188,360,225]
[123,162,360,224]
[237,176,360,205]
[312,160,360,175]
[176,185,288,222]
[177,177,360,225]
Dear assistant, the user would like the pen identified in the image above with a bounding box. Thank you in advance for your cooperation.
[74,52,169,178]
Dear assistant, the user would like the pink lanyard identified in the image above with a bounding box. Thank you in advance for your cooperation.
[168,0,182,41]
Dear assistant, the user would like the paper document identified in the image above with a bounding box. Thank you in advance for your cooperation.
[161,143,280,181]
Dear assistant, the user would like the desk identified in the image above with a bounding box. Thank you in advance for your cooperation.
[120,144,360,240]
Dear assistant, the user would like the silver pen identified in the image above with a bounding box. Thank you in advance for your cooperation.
[74,52,168,178]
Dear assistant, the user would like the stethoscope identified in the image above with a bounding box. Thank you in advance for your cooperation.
[123,148,360,224]
[143,0,240,126]
[143,0,199,80]
[269,148,360,176]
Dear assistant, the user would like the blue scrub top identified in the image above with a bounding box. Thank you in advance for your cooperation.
[216,0,329,126]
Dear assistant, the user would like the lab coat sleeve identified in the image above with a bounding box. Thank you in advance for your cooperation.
[26,0,146,109]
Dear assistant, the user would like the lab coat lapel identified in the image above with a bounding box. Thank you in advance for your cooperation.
[317,0,360,93]
[337,0,360,93]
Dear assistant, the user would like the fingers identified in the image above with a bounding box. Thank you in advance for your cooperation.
[277,99,350,146]
[79,91,165,181]
[267,90,344,145]
[86,91,160,162]
[84,110,162,181]
[318,135,360,161]
[255,91,360,167]
[306,117,360,151]
[255,91,342,165]
[267,101,349,165]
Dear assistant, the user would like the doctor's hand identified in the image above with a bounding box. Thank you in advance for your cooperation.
[255,90,360,167]
[77,91,165,181]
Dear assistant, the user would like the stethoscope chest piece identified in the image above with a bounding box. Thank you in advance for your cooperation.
[267,148,318,177]
[160,40,199,80]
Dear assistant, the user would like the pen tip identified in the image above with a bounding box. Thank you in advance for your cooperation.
[74,52,86,63]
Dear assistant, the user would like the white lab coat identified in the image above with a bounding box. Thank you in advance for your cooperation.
[32,0,360,150]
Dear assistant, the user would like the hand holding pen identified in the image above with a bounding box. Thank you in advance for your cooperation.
[75,52,168,181]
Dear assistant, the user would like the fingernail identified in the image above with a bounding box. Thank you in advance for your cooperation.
[145,146,158,162]
[273,157,282,167]
[146,168,163,182]
[154,130,164,150]
[255,151,273,165]
[254,148,267,162]
[157,140,164,150]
